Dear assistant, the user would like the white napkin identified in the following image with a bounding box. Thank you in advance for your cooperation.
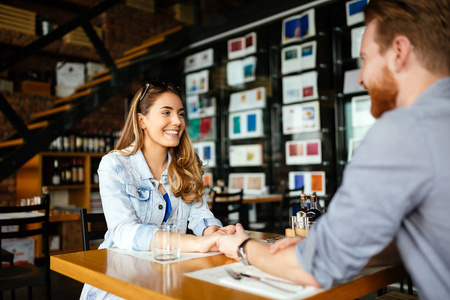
[185,262,321,299]
[108,248,221,265]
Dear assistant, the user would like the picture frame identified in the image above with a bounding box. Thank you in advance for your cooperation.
[228,173,266,195]
[346,0,368,26]
[282,101,321,134]
[193,141,216,168]
[285,139,322,165]
[229,109,264,140]
[229,87,266,112]
[184,48,214,73]
[282,9,316,44]
[289,171,326,196]
[229,144,263,167]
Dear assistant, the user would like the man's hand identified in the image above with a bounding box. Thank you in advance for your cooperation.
[216,223,249,259]
[269,236,303,254]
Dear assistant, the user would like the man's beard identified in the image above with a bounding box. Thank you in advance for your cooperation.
[367,66,398,118]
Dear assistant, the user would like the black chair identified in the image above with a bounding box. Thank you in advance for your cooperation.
[0,191,51,300]
[79,208,107,251]
[211,189,247,228]
[1,248,14,266]
[276,186,304,233]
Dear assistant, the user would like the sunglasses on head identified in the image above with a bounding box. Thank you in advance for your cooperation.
[137,80,181,105]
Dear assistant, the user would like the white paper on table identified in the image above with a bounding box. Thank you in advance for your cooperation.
[185,262,320,299]
[229,87,266,112]
[283,74,303,104]
[108,248,221,265]
[227,60,244,86]
[343,68,366,94]
[299,40,317,70]
[351,26,366,58]
[301,71,318,101]
[285,139,322,165]
[351,95,375,127]
[281,45,302,75]
[229,144,263,167]
[346,0,367,26]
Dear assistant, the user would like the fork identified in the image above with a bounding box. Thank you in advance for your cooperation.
[224,268,296,293]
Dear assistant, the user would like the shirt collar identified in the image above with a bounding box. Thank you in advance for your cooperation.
[130,147,172,182]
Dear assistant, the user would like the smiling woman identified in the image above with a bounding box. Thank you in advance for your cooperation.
[79,80,236,300]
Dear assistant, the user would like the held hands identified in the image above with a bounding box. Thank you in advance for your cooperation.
[198,225,237,253]
[216,223,249,259]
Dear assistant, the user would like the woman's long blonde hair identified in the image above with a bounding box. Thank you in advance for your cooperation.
[114,81,204,204]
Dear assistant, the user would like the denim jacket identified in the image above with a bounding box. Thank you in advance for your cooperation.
[97,146,222,251]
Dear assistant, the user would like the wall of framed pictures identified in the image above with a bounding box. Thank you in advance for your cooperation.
[163,0,369,208]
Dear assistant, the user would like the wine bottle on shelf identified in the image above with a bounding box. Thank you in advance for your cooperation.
[63,134,70,152]
[51,159,61,185]
[88,130,94,153]
[83,131,89,153]
[72,157,78,184]
[78,158,84,184]
[93,130,99,153]
[105,129,112,152]
[69,133,75,152]
[307,193,322,221]
[98,130,103,152]
[76,134,83,152]
[64,160,72,185]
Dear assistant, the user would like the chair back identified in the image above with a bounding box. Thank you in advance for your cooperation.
[79,208,107,251]
[211,189,246,227]
[278,186,303,230]
[0,191,51,298]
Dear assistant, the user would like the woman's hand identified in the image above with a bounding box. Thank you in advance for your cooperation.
[197,230,230,252]
[269,236,303,254]
[203,224,236,236]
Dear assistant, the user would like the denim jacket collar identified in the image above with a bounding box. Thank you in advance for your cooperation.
[128,144,171,183]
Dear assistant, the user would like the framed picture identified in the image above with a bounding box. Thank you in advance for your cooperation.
[193,141,216,167]
[348,137,362,161]
[351,95,375,127]
[228,173,266,195]
[229,109,264,140]
[229,144,263,167]
[187,116,216,142]
[282,101,321,134]
[203,172,213,188]
[351,26,366,58]
[285,139,322,165]
[282,9,316,44]
[186,95,216,119]
[289,171,326,196]
[346,0,367,26]
[228,32,257,60]
[185,70,209,95]
[282,71,318,104]
[184,48,214,73]
[229,87,266,112]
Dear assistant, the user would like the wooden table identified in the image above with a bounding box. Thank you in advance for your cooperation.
[51,231,408,300]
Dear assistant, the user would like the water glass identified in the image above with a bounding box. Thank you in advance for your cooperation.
[153,224,181,261]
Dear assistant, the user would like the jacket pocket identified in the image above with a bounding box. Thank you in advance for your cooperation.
[126,184,151,221]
